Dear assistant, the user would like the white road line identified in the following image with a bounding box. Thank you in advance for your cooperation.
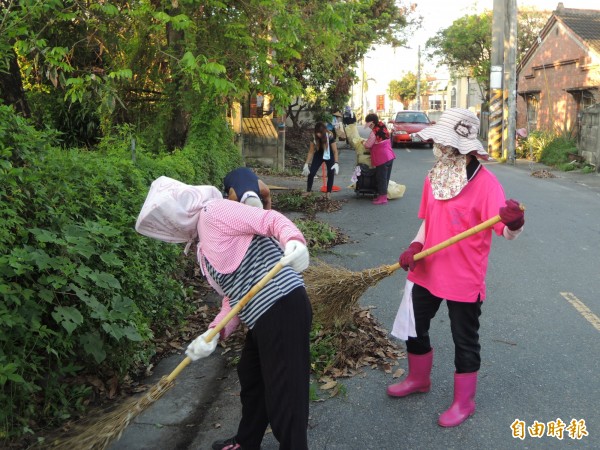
[560,292,600,332]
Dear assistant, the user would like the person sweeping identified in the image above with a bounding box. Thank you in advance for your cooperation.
[387,108,525,427]
[186,185,312,450]
[223,166,272,210]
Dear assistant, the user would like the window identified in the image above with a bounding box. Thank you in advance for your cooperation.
[525,94,539,131]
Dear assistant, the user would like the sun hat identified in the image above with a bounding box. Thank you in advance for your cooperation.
[333,111,343,118]
[415,108,489,159]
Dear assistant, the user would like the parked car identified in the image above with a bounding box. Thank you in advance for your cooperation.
[389,110,435,148]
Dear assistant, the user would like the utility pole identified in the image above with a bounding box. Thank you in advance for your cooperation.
[416,45,421,111]
[488,0,506,159]
[503,0,518,164]
[361,57,365,121]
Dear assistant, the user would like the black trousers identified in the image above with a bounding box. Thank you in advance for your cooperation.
[307,153,335,193]
[235,287,312,450]
[406,283,482,373]
[375,159,393,195]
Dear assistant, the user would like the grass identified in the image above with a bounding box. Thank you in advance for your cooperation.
[293,218,338,253]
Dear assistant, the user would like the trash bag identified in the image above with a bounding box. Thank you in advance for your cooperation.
[387,180,406,199]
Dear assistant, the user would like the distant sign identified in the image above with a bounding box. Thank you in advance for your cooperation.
[376,95,385,112]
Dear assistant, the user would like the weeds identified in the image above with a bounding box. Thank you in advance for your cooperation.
[294,219,338,253]
[272,190,317,213]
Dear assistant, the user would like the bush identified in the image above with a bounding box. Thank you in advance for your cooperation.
[0,103,242,439]
[516,130,579,170]
[539,135,578,167]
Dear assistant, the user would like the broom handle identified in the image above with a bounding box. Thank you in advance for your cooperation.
[386,212,513,273]
[166,262,284,382]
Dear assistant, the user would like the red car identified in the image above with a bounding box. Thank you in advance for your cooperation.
[389,110,435,148]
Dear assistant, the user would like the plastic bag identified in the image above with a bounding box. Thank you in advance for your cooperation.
[135,176,223,244]
[387,180,406,199]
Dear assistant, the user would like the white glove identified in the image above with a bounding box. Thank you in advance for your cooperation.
[185,330,218,361]
[280,240,309,272]
[302,163,310,177]
[331,163,339,175]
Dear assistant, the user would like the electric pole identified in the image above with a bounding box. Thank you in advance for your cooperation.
[416,45,421,111]
[489,0,506,159]
[503,0,518,164]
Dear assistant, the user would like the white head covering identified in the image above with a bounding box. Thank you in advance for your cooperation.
[135,176,222,251]
[240,191,263,209]
[416,108,489,160]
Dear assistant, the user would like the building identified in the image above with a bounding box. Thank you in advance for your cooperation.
[516,3,600,135]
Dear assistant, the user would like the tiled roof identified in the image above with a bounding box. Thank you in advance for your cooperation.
[242,118,278,139]
[555,6,600,55]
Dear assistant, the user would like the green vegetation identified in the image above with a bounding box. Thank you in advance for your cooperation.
[272,190,317,213]
[0,105,240,439]
[294,219,338,253]
[0,0,414,440]
[425,8,548,107]
[516,130,586,172]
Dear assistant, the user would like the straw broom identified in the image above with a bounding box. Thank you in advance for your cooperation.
[49,263,284,450]
[304,213,516,327]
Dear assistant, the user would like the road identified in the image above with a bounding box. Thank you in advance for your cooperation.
[112,137,600,450]
[259,141,600,449]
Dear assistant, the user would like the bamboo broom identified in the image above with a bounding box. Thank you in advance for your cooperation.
[49,263,284,450]
[304,212,519,327]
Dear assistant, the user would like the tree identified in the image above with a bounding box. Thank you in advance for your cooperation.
[388,72,424,107]
[425,12,493,102]
[516,6,551,64]
[425,8,552,110]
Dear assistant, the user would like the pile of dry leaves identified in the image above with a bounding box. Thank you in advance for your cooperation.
[319,306,404,377]
[531,169,556,178]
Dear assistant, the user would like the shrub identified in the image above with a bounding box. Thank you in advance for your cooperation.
[0,102,242,439]
[539,135,578,167]
[517,130,578,168]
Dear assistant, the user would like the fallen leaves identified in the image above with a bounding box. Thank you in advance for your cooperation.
[316,306,406,380]
[531,169,556,178]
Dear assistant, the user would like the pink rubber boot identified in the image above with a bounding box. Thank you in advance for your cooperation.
[386,350,433,397]
[372,194,388,205]
[438,372,478,427]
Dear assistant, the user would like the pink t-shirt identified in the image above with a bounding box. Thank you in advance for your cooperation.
[407,166,506,302]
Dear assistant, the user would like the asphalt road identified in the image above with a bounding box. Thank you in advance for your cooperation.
[113,136,600,450]
[259,140,600,449]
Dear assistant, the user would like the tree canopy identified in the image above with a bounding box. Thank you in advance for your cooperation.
[0,0,419,144]
[424,8,549,107]
[388,71,425,108]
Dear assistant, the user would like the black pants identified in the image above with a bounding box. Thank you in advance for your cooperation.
[235,287,312,450]
[406,284,482,373]
[307,153,335,193]
[375,159,393,195]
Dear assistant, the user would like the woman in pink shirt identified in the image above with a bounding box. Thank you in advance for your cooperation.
[363,113,396,205]
[386,108,526,427]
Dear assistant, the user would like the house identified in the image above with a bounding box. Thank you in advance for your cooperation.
[516,3,600,135]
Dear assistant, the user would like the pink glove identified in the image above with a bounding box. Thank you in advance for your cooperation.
[209,297,241,340]
[499,199,524,231]
[399,242,424,271]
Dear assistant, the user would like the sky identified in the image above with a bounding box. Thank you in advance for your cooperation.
[355,0,600,111]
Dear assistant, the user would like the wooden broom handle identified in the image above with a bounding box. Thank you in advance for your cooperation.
[386,203,525,273]
[166,262,284,382]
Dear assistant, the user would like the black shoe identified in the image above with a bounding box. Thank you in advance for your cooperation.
[212,436,241,450]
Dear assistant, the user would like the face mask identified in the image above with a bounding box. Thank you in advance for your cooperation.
[428,144,468,200]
